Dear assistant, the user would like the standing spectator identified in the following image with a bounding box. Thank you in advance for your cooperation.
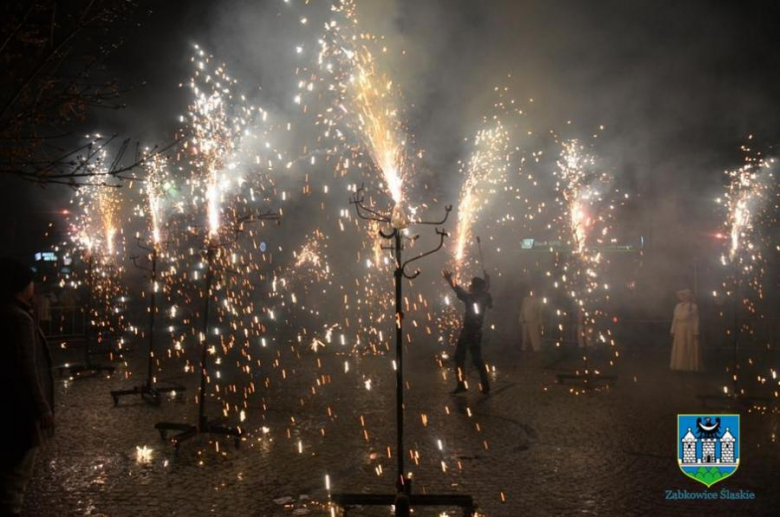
[519,286,543,352]
[670,288,700,371]
[34,287,52,336]
[0,258,55,517]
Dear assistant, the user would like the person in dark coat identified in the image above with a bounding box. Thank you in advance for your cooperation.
[0,258,54,517]
[442,270,492,394]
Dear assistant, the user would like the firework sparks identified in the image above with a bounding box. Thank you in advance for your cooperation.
[715,141,777,396]
[143,152,172,244]
[552,139,620,366]
[719,143,775,273]
[184,45,256,239]
[453,121,511,268]
[97,188,120,255]
[307,0,409,208]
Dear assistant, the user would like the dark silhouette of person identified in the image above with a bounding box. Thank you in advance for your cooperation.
[0,258,54,516]
[442,269,492,394]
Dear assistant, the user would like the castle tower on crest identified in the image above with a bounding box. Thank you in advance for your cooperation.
[681,428,697,464]
[701,438,716,463]
[720,428,735,463]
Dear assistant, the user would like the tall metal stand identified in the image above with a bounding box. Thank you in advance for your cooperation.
[550,250,617,389]
[155,209,278,449]
[697,272,770,408]
[111,238,186,406]
[154,244,242,449]
[331,188,475,517]
[57,253,116,378]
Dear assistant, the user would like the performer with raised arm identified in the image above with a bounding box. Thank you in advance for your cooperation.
[442,269,493,394]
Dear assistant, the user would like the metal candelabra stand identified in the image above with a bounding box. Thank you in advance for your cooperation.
[57,252,117,379]
[155,210,278,450]
[697,267,770,409]
[548,249,617,390]
[111,236,186,405]
[330,187,476,516]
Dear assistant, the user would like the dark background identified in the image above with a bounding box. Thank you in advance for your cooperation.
[3,0,779,288]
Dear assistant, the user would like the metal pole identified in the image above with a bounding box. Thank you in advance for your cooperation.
[394,230,405,490]
[84,254,94,365]
[198,246,215,430]
[146,246,157,390]
[476,236,485,271]
[732,271,739,396]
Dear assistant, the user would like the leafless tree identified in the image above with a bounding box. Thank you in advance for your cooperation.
[0,0,175,187]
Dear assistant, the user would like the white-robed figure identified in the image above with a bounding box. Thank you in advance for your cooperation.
[670,288,700,371]
[519,289,543,351]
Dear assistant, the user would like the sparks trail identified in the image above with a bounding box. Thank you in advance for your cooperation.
[713,139,778,398]
[550,139,623,382]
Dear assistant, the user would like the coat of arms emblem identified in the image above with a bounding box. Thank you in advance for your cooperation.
[678,414,739,487]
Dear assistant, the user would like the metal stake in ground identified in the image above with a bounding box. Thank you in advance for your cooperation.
[331,187,476,517]
[111,236,186,406]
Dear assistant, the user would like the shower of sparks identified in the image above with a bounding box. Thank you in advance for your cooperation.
[143,152,172,244]
[349,46,405,205]
[558,141,595,255]
[553,139,621,366]
[307,0,409,209]
[68,150,124,262]
[185,45,256,239]
[40,4,731,509]
[135,446,153,464]
[718,142,776,278]
[97,188,120,255]
[714,139,778,397]
[453,121,511,268]
[61,144,130,366]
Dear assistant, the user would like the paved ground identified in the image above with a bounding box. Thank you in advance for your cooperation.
[23,336,780,516]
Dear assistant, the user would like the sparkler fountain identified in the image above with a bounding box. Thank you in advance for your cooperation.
[56,250,118,378]
[58,180,122,379]
[331,188,477,516]
[153,45,279,447]
[698,144,776,408]
[550,140,618,389]
[111,154,186,405]
[154,201,277,449]
[154,238,243,448]
[110,236,186,405]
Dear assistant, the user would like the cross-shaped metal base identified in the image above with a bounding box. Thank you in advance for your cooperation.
[696,392,773,409]
[155,416,242,450]
[111,383,186,406]
[56,361,116,379]
[331,492,476,516]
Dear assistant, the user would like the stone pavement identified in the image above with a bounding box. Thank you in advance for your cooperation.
[23,338,780,516]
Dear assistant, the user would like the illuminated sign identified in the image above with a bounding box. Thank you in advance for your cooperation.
[34,252,58,262]
[519,239,639,252]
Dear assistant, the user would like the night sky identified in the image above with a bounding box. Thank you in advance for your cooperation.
[4,0,780,279]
